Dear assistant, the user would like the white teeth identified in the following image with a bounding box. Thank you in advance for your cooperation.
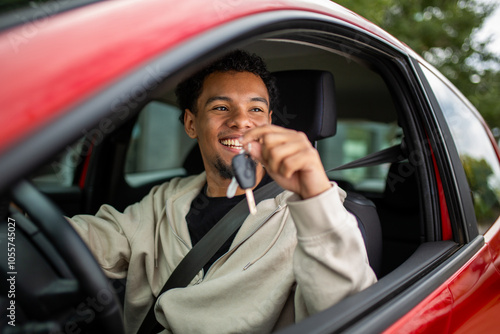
[220,138,242,148]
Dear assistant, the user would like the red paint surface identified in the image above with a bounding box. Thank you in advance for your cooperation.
[486,219,500,274]
[385,285,453,333]
[0,0,405,154]
[429,142,452,240]
[384,244,500,333]
[384,186,500,333]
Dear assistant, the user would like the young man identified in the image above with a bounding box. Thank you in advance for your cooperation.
[69,50,376,333]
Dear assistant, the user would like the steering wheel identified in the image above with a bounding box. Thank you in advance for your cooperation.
[10,180,125,333]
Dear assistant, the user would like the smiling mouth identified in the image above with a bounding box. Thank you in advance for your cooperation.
[219,138,243,150]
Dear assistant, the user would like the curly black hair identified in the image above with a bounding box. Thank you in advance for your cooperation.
[176,50,278,124]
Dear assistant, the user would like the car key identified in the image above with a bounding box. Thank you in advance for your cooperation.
[230,151,257,215]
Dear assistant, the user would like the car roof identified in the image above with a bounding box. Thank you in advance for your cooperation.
[0,0,408,154]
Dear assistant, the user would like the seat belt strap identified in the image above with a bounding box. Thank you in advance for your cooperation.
[137,181,283,334]
[326,142,407,173]
[160,180,282,292]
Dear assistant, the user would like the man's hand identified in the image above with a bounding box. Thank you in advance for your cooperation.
[241,124,331,199]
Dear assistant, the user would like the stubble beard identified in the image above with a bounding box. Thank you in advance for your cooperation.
[214,155,234,180]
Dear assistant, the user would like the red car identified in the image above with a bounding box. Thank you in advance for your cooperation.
[1,0,499,333]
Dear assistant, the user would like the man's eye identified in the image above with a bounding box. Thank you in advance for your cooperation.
[251,108,264,112]
[214,106,228,111]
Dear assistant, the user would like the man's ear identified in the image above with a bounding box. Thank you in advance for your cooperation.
[268,110,273,124]
[184,109,197,139]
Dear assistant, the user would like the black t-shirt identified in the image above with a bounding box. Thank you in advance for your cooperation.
[185,174,273,275]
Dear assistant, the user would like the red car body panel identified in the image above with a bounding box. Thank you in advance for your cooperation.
[384,225,500,333]
[429,143,453,241]
[1,0,499,332]
[488,221,500,273]
[0,0,404,155]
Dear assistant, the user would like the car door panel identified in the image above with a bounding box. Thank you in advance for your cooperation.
[381,238,500,333]
[276,241,459,334]
[383,284,453,333]
[449,244,500,333]
[485,221,500,274]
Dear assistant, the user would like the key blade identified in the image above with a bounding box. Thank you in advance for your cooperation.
[245,189,257,215]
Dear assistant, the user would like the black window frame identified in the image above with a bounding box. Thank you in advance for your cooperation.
[414,61,480,243]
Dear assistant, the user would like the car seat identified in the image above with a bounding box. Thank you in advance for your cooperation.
[376,161,421,275]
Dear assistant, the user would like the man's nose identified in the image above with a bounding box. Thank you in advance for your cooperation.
[227,108,252,128]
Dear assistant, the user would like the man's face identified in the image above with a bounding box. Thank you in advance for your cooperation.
[184,71,272,179]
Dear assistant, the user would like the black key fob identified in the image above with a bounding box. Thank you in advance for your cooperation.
[232,153,256,189]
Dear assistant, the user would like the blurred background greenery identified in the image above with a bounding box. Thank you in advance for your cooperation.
[334,0,500,132]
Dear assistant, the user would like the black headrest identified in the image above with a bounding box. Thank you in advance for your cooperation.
[272,70,337,141]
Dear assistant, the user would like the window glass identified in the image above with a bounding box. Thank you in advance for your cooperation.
[31,138,87,187]
[421,65,500,233]
[124,101,196,186]
[318,120,401,193]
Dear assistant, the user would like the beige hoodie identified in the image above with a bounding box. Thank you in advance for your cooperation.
[69,172,376,333]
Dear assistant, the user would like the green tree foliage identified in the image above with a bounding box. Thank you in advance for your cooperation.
[334,0,500,130]
[461,154,500,230]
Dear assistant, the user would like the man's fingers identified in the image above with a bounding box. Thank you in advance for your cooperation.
[242,125,308,159]
[262,137,310,174]
[241,124,330,199]
[279,147,320,178]
[241,124,293,146]
[243,126,312,175]
[243,125,317,178]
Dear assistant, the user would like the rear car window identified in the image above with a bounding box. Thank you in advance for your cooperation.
[124,101,195,186]
[31,138,86,187]
[318,120,402,193]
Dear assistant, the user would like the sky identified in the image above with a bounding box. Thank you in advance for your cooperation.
[476,0,500,56]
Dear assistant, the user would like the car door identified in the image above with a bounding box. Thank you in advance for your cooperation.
[3,1,500,332]
[381,62,500,333]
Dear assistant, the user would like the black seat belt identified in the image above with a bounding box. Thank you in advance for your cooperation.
[326,141,407,173]
[137,181,283,334]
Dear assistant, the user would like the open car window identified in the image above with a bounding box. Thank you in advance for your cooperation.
[30,138,86,187]
[124,101,194,187]
[319,120,402,193]
[30,24,429,271]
